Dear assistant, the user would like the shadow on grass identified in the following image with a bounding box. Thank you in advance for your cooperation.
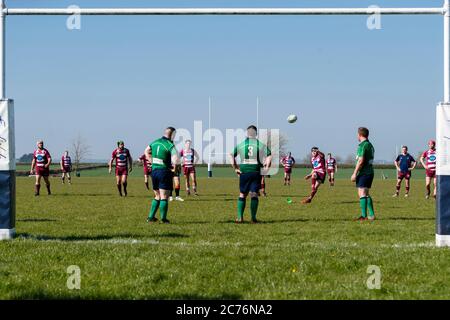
[17,218,58,222]
[16,233,147,242]
[381,217,434,221]
[157,233,189,239]
[9,291,243,300]
[218,218,309,224]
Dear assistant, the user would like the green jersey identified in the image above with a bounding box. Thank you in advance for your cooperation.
[150,137,177,170]
[233,138,271,174]
[356,139,375,176]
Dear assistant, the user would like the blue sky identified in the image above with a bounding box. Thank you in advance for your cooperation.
[6,0,445,162]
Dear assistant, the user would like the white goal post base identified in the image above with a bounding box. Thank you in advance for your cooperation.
[0,228,15,240]
[436,234,450,247]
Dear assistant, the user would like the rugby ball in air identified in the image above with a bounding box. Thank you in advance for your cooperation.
[287,114,298,124]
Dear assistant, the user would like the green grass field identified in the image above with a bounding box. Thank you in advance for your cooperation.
[0,167,447,300]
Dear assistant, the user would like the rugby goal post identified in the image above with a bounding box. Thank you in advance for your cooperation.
[0,1,449,246]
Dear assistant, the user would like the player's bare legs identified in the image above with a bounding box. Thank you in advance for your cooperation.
[329,172,335,187]
[34,174,41,196]
[184,173,191,196]
[121,175,128,196]
[171,176,184,201]
[302,173,321,204]
[260,176,267,197]
[394,177,403,197]
[434,177,437,199]
[43,176,51,195]
[67,172,72,185]
[284,172,288,186]
[190,172,198,196]
[425,176,432,199]
[405,177,411,197]
[116,175,123,196]
[144,175,149,190]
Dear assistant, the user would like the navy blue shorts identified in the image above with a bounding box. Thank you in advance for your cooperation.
[239,172,262,194]
[356,174,374,189]
[151,169,173,191]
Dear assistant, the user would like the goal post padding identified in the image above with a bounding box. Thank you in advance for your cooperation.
[0,99,15,240]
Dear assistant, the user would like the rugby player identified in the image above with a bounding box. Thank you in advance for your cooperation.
[281,152,295,186]
[230,125,272,224]
[326,153,338,187]
[180,140,199,196]
[30,140,52,196]
[138,154,152,190]
[393,146,416,198]
[420,140,437,199]
[146,127,179,223]
[169,163,184,202]
[302,147,326,204]
[60,150,72,185]
[351,127,376,221]
[109,141,133,197]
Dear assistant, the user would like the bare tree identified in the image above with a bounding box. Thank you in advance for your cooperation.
[71,134,91,174]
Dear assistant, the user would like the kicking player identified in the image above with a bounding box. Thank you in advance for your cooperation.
[138,154,152,190]
[393,146,416,198]
[146,127,179,224]
[169,163,184,202]
[30,140,52,196]
[180,140,199,196]
[109,141,133,197]
[60,150,72,185]
[302,147,326,204]
[351,127,376,221]
[420,140,437,199]
[230,125,272,223]
[281,152,296,186]
[326,153,337,187]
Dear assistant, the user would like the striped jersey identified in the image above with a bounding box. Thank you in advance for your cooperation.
[326,158,336,171]
[281,156,296,169]
[33,148,51,168]
[180,148,196,168]
[61,155,72,168]
[112,148,131,168]
[311,154,326,174]
[423,149,437,172]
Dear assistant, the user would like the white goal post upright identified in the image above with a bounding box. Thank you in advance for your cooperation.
[0,1,449,245]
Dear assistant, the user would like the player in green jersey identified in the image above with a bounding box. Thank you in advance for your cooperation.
[144,127,179,224]
[230,125,272,223]
[351,127,376,221]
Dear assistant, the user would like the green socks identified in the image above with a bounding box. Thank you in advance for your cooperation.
[367,196,375,217]
[148,199,160,219]
[159,199,168,220]
[359,197,368,218]
[250,197,259,221]
[237,198,246,220]
[359,196,375,218]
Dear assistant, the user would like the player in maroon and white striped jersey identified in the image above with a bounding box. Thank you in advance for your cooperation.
[109,141,133,197]
[281,152,296,186]
[30,140,52,196]
[326,153,338,187]
[139,154,152,190]
[420,140,437,199]
[180,140,200,196]
[302,147,327,204]
[60,150,72,185]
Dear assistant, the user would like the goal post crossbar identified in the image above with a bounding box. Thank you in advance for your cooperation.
[2,7,446,16]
